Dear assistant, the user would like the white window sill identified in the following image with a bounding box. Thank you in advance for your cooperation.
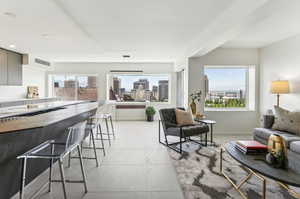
[106,100,171,105]
[204,108,255,112]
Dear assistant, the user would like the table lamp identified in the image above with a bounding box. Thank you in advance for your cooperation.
[271,80,290,106]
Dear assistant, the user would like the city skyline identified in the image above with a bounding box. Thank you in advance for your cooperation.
[111,75,169,102]
[205,68,246,91]
[112,75,169,91]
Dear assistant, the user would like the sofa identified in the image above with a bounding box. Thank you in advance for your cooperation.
[253,115,300,170]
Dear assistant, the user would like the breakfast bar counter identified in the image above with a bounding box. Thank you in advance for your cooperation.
[0,101,98,198]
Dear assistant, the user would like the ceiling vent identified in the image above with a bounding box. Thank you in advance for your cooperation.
[110,70,143,73]
[22,54,52,70]
[34,58,51,66]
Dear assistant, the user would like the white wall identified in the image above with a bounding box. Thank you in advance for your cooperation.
[48,62,176,120]
[260,34,300,113]
[188,48,260,134]
[0,66,46,99]
[175,57,189,107]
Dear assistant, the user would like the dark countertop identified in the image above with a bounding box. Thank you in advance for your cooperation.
[0,101,98,134]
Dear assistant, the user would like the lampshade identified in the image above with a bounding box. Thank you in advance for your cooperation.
[271,80,290,94]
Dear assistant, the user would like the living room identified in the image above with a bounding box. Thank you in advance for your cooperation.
[1,0,300,199]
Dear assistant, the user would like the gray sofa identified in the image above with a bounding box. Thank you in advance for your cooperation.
[253,115,300,170]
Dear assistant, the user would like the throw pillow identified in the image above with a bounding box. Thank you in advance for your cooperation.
[175,109,194,125]
[272,106,300,135]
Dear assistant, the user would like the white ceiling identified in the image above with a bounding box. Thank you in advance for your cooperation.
[223,0,300,48]
[1,0,299,62]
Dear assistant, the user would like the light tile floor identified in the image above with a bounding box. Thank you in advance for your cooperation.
[16,121,252,199]
[18,121,184,199]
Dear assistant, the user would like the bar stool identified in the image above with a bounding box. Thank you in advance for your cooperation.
[69,116,105,168]
[96,105,116,145]
[17,121,88,199]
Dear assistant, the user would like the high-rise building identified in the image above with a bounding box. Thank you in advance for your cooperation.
[64,80,76,88]
[133,79,149,90]
[113,77,121,95]
[119,88,125,97]
[152,85,158,100]
[239,89,243,100]
[145,90,152,101]
[204,75,209,97]
[88,76,97,88]
[158,80,168,101]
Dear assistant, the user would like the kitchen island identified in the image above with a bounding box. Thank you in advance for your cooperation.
[0,101,98,198]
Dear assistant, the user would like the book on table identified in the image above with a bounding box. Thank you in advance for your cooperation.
[235,140,268,154]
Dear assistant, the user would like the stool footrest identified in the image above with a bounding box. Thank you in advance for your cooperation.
[71,156,97,160]
[82,146,104,150]
[51,179,85,184]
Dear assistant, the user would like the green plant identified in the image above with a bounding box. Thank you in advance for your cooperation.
[190,90,202,102]
[145,106,156,116]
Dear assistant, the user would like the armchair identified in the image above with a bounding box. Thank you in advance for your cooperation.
[159,108,209,153]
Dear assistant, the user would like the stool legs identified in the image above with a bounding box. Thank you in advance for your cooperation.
[90,130,99,167]
[49,144,54,192]
[19,158,27,199]
[97,123,106,156]
[58,158,67,199]
[104,118,111,146]
[77,145,88,193]
[109,115,115,139]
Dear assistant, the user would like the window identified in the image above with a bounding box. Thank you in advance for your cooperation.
[108,74,170,103]
[50,75,98,101]
[204,66,255,110]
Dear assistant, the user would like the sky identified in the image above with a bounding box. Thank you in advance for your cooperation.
[205,68,246,91]
[114,75,168,91]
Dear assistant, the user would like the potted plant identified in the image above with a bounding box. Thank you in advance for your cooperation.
[190,90,202,115]
[145,106,156,122]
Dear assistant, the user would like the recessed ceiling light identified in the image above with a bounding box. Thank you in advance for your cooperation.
[3,12,16,18]
[41,34,50,38]
[123,55,130,58]
[9,44,16,49]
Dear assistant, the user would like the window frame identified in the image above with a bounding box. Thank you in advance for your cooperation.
[106,73,171,104]
[204,65,255,112]
[48,74,98,101]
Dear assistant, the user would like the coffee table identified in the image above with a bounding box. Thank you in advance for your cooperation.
[221,141,300,199]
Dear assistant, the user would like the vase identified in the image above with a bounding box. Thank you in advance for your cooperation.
[190,100,196,115]
[195,100,204,119]
[147,115,154,122]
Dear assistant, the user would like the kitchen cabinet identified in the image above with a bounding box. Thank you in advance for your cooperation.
[0,49,8,85]
[0,49,23,86]
[7,51,22,85]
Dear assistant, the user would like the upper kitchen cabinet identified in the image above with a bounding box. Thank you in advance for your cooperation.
[7,51,22,86]
[0,49,8,85]
[0,48,23,86]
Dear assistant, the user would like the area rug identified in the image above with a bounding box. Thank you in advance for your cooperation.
[168,143,300,199]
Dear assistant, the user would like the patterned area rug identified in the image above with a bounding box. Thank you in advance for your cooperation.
[168,143,300,199]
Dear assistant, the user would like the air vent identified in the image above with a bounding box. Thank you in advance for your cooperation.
[110,70,143,73]
[34,58,51,66]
